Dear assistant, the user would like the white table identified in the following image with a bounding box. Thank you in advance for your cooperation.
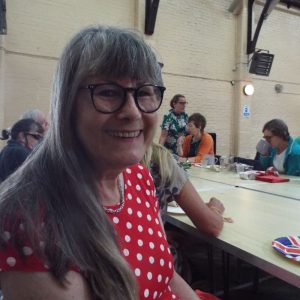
[187,166,300,200]
[167,185,300,288]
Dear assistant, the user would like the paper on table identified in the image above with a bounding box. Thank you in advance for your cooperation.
[167,206,185,214]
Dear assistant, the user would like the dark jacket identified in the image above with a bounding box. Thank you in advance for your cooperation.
[0,140,31,181]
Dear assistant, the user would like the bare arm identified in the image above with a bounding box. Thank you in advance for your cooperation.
[175,180,224,236]
[170,271,199,300]
[0,271,92,300]
[159,129,168,145]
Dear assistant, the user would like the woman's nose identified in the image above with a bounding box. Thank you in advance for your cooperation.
[117,92,141,119]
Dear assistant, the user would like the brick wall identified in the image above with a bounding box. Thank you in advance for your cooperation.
[1,0,300,157]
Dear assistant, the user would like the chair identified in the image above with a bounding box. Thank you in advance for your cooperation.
[294,136,300,145]
[208,132,217,155]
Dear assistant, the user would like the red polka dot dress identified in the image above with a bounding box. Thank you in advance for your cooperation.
[105,164,179,299]
[0,164,179,299]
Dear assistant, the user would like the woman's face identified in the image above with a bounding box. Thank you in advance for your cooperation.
[75,77,158,175]
[17,125,43,150]
[263,129,283,148]
[187,121,200,136]
[173,97,187,114]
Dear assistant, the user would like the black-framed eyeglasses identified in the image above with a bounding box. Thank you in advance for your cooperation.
[79,83,166,114]
[25,132,43,141]
[263,135,274,142]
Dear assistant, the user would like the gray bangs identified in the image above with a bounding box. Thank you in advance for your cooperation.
[76,25,163,85]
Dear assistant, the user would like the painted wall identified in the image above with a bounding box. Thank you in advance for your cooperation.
[1,0,300,157]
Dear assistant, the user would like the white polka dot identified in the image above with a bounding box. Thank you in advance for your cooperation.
[138,225,143,232]
[147,214,152,221]
[160,258,165,266]
[123,249,129,256]
[138,165,144,170]
[144,289,149,298]
[165,276,169,284]
[23,246,33,256]
[155,218,159,225]
[113,217,119,224]
[127,179,132,186]
[125,235,131,242]
[146,189,150,196]
[172,294,176,299]
[157,274,162,282]
[138,239,143,247]
[158,231,163,238]
[148,228,153,235]
[137,173,143,179]
[135,268,141,277]
[153,291,158,299]
[127,193,132,200]
[149,242,155,249]
[160,244,165,251]
[137,211,143,218]
[126,168,132,174]
[168,261,172,269]
[3,231,11,241]
[136,197,142,204]
[149,256,155,264]
[6,257,16,267]
[136,184,141,191]
[137,253,143,261]
[124,184,127,189]
[146,179,151,186]
[145,201,150,208]
[147,272,153,280]
[167,247,171,254]
[127,208,133,215]
[126,222,132,229]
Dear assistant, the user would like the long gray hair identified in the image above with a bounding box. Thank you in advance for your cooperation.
[0,25,163,299]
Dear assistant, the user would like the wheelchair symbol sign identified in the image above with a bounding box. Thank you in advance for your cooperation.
[242,105,250,118]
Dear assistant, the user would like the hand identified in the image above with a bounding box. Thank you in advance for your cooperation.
[177,136,184,147]
[206,197,225,215]
[256,138,271,156]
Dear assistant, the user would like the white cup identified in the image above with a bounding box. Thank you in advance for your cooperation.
[203,154,218,167]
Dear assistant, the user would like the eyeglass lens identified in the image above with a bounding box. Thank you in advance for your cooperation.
[92,84,163,113]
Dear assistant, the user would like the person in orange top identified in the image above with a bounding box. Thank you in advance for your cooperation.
[177,113,214,163]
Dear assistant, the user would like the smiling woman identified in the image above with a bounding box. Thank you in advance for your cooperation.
[0,25,200,300]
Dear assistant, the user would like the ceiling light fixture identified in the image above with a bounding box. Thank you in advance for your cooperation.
[243,84,255,96]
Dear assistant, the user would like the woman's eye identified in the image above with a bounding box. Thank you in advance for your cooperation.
[95,89,120,98]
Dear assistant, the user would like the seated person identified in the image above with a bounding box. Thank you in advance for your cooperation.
[0,118,43,181]
[177,113,214,163]
[257,119,300,176]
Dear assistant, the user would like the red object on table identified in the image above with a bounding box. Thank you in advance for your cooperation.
[255,175,289,183]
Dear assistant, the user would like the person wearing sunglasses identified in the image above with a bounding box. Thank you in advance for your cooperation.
[159,94,188,155]
[257,119,300,176]
[0,25,201,300]
[0,118,43,181]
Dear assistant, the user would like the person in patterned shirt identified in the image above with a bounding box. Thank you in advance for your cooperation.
[159,94,188,155]
[0,25,200,300]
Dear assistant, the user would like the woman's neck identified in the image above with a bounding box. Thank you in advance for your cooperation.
[277,140,288,154]
[192,131,202,142]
